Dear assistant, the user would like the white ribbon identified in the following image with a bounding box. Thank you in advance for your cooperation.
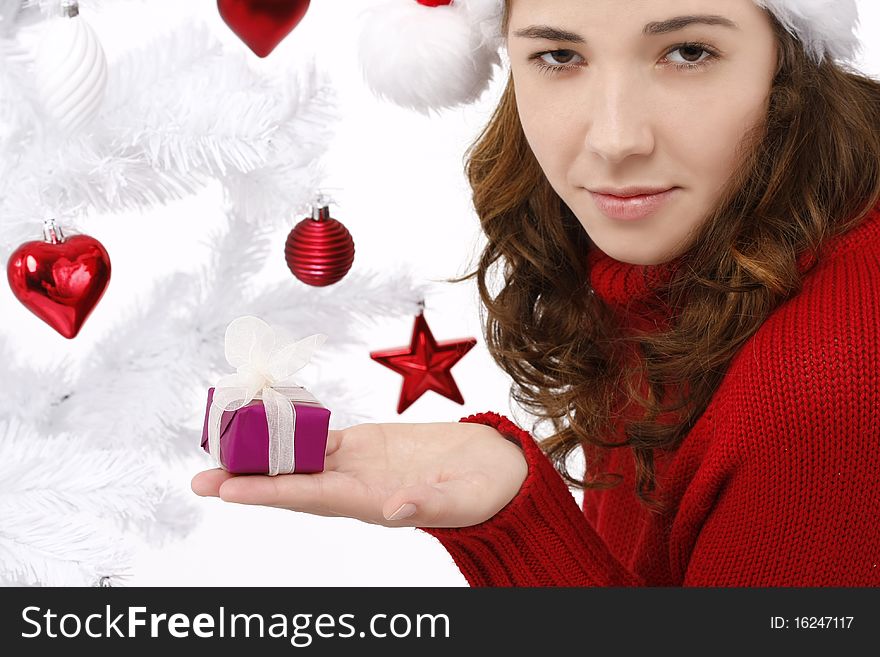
[207,316,327,476]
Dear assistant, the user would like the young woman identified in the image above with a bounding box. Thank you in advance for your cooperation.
[192,0,880,586]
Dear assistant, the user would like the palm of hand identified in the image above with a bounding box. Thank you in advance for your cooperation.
[191,421,527,529]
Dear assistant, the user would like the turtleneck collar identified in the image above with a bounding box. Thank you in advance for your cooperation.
[586,246,685,329]
[585,202,880,329]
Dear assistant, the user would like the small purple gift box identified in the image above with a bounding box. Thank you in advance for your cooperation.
[200,386,330,474]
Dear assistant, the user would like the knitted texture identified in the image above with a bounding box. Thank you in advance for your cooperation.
[418,204,880,586]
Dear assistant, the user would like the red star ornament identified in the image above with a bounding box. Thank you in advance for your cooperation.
[370,312,477,414]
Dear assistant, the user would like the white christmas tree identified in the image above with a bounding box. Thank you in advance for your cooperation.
[0,0,429,585]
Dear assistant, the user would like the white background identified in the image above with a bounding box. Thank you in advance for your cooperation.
[3,0,878,586]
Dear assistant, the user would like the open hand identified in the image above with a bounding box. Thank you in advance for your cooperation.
[191,421,527,529]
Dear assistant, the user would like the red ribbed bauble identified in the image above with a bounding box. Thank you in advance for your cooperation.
[284,205,355,287]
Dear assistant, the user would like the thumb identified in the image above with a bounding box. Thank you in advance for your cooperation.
[382,480,482,528]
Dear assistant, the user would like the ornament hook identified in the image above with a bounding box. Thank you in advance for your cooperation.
[311,191,337,221]
[42,218,65,244]
[60,1,79,18]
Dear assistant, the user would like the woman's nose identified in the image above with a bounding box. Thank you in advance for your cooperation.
[583,72,656,163]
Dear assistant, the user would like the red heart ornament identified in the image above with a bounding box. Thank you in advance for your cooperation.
[217,0,311,58]
[7,233,111,339]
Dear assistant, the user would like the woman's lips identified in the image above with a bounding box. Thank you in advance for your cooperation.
[589,188,680,221]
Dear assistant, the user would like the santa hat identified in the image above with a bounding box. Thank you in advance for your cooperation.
[355,0,862,114]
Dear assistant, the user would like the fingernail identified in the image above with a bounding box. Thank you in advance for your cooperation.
[386,503,417,521]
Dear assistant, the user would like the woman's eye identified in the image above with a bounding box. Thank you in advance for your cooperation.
[665,43,718,69]
[531,49,583,74]
[529,43,719,76]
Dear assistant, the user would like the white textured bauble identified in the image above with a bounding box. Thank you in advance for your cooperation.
[355,0,502,115]
[33,11,108,134]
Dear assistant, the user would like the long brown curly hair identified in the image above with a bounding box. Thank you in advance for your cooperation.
[446,3,880,514]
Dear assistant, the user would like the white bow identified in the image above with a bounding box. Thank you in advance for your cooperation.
[207,315,327,476]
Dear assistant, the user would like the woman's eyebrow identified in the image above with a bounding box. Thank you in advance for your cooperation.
[512,14,740,44]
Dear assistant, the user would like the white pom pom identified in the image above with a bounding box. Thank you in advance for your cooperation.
[461,0,505,51]
[356,0,502,114]
[33,11,108,134]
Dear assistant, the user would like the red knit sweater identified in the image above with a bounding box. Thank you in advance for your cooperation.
[418,204,880,587]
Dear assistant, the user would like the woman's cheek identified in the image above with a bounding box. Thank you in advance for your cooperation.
[519,109,561,165]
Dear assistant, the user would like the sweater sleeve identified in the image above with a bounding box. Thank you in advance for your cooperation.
[675,243,880,586]
[416,411,645,587]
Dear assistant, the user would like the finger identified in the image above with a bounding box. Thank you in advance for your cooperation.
[325,429,344,457]
[382,479,489,528]
[191,469,236,497]
[218,471,338,516]
[193,430,342,498]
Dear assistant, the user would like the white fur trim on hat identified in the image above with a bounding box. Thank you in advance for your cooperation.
[753,0,862,66]
[356,0,862,113]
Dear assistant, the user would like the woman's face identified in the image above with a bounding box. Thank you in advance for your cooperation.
[507,0,778,265]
